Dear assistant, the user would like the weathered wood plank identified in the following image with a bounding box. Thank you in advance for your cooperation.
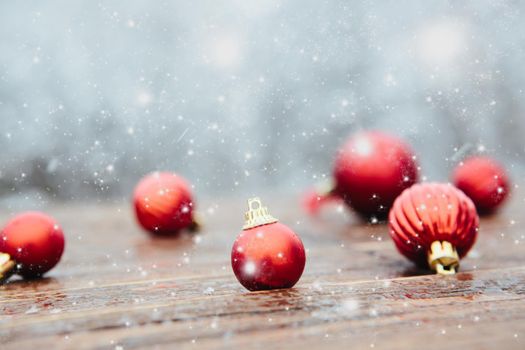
[1,195,524,349]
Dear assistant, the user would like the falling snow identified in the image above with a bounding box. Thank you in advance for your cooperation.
[0,1,524,348]
[0,1,522,205]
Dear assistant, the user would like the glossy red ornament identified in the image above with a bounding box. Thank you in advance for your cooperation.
[231,198,306,291]
[389,183,479,274]
[133,172,197,235]
[452,156,510,214]
[305,131,418,219]
[0,212,65,280]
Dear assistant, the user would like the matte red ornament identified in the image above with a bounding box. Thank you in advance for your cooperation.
[0,212,65,282]
[452,156,510,214]
[231,198,306,291]
[305,131,418,219]
[133,172,198,235]
[388,183,479,275]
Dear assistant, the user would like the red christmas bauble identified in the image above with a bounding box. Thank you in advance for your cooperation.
[452,156,510,214]
[133,172,196,235]
[0,212,65,278]
[231,198,306,291]
[332,131,419,218]
[388,183,479,274]
[301,186,342,216]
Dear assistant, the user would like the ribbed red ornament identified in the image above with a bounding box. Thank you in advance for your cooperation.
[304,131,418,219]
[388,183,479,274]
[133,172,197,235]
[231,198,306,291]
[452,156,510,214]
[0,212,65,280]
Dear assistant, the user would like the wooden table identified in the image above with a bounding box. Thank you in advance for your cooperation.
[1,194,524,349]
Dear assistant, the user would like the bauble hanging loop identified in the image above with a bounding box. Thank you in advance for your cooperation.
[427,241,459,275]
[243,197,278,229]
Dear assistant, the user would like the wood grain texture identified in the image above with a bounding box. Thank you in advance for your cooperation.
[1,194,524,350]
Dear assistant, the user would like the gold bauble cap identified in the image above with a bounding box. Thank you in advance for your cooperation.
[243,197,278,230]
[0,253,16,284]
[427,241,460,275]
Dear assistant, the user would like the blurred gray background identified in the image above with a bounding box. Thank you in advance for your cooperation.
[0,0,524,205]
